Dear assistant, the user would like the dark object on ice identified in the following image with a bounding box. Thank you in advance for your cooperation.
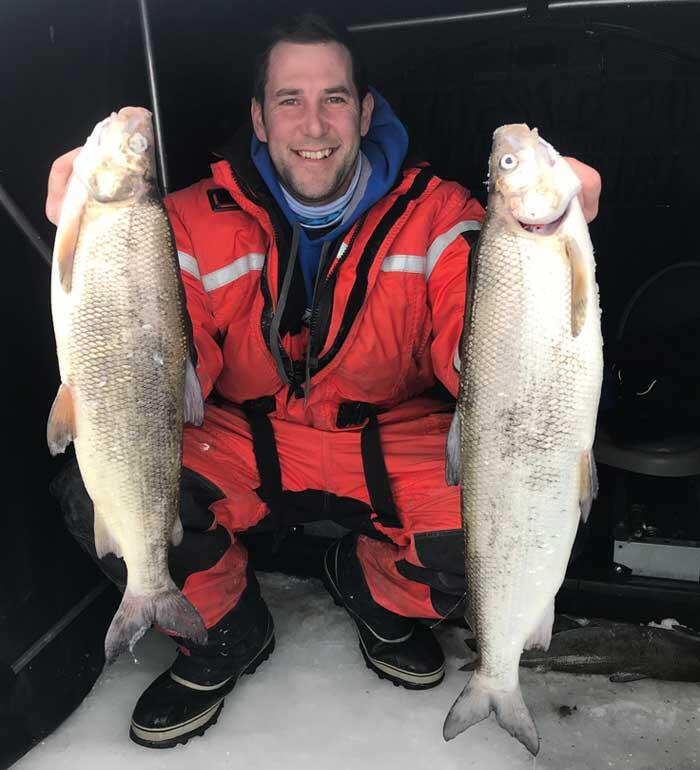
[462,616,700,683]
[557,705,577,718]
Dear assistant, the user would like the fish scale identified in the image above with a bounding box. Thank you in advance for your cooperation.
[463,224,585,683]
[67,199,186,589]
[444,124,603,755]
[48,108,206,663]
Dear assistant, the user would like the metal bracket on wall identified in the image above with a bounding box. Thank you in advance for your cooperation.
[0,181,52,268]
[9,580,111,676]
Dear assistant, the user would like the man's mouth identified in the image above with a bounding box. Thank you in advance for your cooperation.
[293,147,337,160]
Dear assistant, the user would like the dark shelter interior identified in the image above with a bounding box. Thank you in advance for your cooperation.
[1,0,700,766]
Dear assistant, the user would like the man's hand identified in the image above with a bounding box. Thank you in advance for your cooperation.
[563,156,602,224]
[46,147,82,225]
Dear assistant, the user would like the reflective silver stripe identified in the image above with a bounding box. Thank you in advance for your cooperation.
[426,220,481,279]
[201,253,265,292]
[380,254,425,274]
[178,250,201,280]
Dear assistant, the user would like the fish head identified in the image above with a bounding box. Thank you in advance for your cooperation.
[73,107,156,203]
[487,124,581,236]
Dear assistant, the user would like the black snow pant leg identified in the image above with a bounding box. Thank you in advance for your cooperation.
[48,460,272,663]
[49,459,232,592]
[396,529,467,619]
[395,519,591,620]
[49,460,128,591]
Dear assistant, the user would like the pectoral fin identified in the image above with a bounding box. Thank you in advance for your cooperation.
[171,515,184,547]
[445,410,461,485]
[47,383,76,455]
[565,235,588,338]
[53,173,88,293]
[579,449,598,523]
[184,358,204,426]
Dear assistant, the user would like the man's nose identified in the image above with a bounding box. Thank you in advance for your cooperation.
[301,104,328,138]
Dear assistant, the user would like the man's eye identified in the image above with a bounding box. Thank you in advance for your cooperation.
[327,96,347,104]
[280,98,299,106]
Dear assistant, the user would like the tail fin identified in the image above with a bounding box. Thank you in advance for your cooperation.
[104,582,208,664]
[443,673,540,756]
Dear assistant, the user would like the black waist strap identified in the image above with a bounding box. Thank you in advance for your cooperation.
[241,398,402,533]
[337,402,402,529]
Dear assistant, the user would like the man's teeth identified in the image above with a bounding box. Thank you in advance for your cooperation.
[297,148,333,160]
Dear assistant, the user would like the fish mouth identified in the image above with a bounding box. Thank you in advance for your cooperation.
[515,198,574,236]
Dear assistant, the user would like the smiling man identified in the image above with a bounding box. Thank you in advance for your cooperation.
[251,42,373,205]
[48,12,601,749]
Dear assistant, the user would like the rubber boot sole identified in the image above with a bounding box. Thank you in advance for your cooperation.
[129,629,275,749]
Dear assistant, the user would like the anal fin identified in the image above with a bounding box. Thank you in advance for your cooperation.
[579,449,598,523]
[524,599,555,651]
[94,509,123,559]
[47,383,76,455]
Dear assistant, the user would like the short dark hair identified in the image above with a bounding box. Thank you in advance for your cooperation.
[252,13,368,106]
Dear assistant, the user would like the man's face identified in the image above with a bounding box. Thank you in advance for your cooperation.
[251,41,374,206]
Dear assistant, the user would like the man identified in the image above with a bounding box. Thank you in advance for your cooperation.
[46,13,602,749]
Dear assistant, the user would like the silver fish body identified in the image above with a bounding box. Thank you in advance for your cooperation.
[48,107,206,662]
[444,124,603,754]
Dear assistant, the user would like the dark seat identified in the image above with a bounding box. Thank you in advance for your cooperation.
[595,261,700,478]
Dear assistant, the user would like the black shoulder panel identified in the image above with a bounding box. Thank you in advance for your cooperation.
[207,187,240,212]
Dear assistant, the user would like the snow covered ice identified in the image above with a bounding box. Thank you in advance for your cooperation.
[15,573,700,770]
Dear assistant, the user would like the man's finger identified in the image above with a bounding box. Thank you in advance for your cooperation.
[46,147,82,225]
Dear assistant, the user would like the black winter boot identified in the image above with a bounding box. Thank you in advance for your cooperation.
[323,534,444,689]
[130,575,274,749]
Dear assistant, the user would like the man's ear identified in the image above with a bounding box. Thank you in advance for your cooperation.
[360,91,374,137]
[251,98,267,142]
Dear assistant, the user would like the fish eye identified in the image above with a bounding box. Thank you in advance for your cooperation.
[500,154,518,171]
[128,132,149,154]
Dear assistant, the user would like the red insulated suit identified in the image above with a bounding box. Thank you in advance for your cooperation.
[164,140,484,630]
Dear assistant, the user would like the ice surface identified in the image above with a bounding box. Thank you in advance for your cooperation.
[15,573,700,770]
